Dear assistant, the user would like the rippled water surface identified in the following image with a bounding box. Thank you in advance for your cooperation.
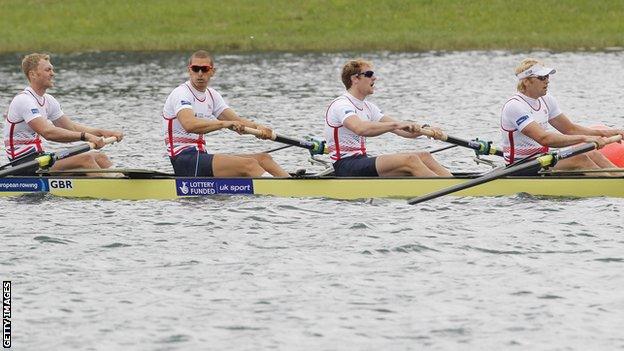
[1,51,623,350]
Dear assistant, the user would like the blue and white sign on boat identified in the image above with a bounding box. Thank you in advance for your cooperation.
[175,178,254,196]
[0,178,48,193]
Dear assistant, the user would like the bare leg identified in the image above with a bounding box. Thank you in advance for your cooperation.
[212,154,265,177]
[376,153,443,177]
[416,151,452,176]
[554,153,612,177]
[586,150,621,176]
[237,153,290,177]
[50,151,113,177]
[93,152,113,168]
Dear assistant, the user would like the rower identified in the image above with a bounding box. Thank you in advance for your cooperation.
[2,53,123,176]
[324,59,451,177]
[162,50,289,177]
[500,58,624,176]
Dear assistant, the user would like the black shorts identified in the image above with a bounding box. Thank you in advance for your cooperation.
[333,154,379,177]
[170,148,215,177]
[7,151,45,176]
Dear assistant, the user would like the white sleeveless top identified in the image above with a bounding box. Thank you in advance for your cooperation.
[324,93,383,161]
[500,92,561,163]
[3,87,64,159]
[162,81,229,157]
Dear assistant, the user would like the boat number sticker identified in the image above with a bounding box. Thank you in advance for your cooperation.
[175,178,254,196]
[49,180,74,189]
[0,178,49,192]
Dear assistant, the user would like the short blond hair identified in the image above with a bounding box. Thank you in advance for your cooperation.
[188,50,214,66]
[22,53,50,81]
[515,58,540,92]
[341,59,373,89]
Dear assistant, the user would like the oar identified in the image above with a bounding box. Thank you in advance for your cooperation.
[0,137,118,178]
[0,152,41,171]
[242,127,327,155]
[407,135,623,205]
[429,144,459,154]
[419,128,503,157]
[262,144,295,154]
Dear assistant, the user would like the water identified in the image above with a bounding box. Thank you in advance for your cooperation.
[1,51,623,350]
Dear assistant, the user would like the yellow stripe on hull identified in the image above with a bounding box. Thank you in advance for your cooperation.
[253,177,624,199]
[1,176,623,200]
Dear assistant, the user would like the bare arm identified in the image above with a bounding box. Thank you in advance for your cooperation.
[28,116,107,147]
[52,116,123,141]
[380,115,425,138]
[177,108,241,134]
[343,115,416,137]
[549,113,624,138]
[217,108,257,127]
[522,120,601,148]
[29,116,84,142]
[218,108,274,139]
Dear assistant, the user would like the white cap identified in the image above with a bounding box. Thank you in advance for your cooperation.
[516,64,556,80]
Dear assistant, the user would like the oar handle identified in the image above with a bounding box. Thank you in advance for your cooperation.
[242,127,277,140]
[419,127,447,141]
[600,134,622,146]
[87,136,119,149]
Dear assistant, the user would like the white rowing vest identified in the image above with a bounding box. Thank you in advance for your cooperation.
[162,81,229,157]
[324,93,383,161]
[3,87,63,160]
[500,92,561,163]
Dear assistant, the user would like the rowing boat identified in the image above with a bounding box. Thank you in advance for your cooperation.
[1,171,622,200]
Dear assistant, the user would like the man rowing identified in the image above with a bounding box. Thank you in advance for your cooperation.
[3,53,123,176]
[324,59,451,177]
[501,58,624,175]
[162,50,289,177]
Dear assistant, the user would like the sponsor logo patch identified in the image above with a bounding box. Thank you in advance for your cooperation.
[31,108,40,114]
[344,110,355,115]
[515,115,529,126]
[176,178,254,196]
[180,100,191,106]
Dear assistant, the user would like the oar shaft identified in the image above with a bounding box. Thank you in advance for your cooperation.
[0,136,118,178]
[0,154,52,177]
[419,128,503,156]
[263,144,295,153]
[54,136,117,160]
[557,135,621,159]
[429,144,459,154]
[406,159,546,205]
[445,135,504,157]
[242,127,326,153]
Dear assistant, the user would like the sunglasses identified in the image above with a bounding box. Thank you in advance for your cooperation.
[356,70,375,78]
[534,75,549,81]
[189,65,213,73]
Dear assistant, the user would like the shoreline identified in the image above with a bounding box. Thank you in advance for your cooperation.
[2,1,623,54]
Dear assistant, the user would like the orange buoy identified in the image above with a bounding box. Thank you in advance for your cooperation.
[600,143,624,167]
[592,125,624,167]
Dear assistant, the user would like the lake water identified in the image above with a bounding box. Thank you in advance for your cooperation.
[1,51,623,350]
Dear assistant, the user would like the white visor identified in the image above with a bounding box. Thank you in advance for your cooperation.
[516,64,556,80]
